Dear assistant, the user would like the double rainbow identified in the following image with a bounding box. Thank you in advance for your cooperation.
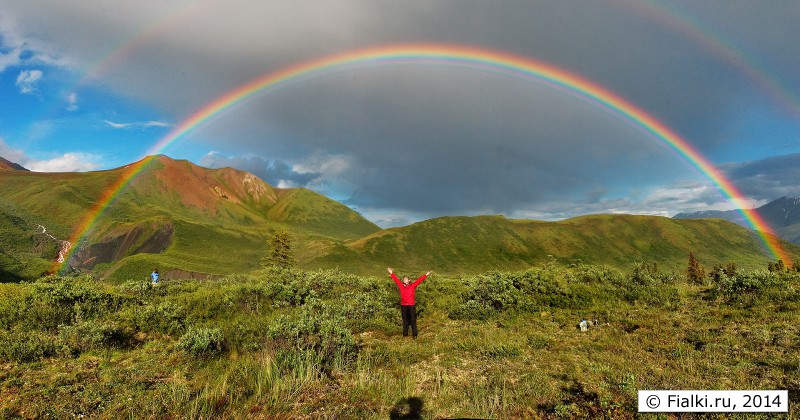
[57,44,790,272]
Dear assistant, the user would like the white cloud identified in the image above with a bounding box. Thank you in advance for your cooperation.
[0,138,100,172]
[0,16,70,72]
[104,119,171,129]
[199,151,323,188]
[25,152,100,172]
[15,69,43,93]
[276,180,298,188]
[294,153,352,178]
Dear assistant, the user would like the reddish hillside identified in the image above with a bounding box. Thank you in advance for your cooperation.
[129,155,280,215]
[0,156,28,171]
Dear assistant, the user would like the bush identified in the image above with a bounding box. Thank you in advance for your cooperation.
[58,317,132,355]
[267,308,358,371]
[0,283,27,329]
[449,299,495,321]
[334,290,397,333]
[130,301,187,335]
[711,270,797,304]
[0,328,58,362]
[26,276,128,327]
[261,268,321,307]
[622,284,681,309]
[512,268,595,309]
[178,326,224,356]
[449,272,522,320]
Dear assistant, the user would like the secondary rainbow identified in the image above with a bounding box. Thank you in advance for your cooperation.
[632,0,799,117]
[57,44,790,272]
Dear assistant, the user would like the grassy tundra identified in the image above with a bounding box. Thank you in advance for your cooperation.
[0,262,799,418]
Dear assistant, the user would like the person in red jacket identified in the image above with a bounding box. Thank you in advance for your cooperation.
[388,267,432,338]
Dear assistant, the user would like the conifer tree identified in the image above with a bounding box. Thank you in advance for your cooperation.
[686,252,705,284]
[768,259,785,273]
[724,262,737,277]
[261,229,297,269]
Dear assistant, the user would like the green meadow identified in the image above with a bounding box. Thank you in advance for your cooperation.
[1,262,798,418]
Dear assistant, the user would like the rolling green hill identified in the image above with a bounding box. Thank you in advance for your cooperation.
[307,214,800,274]
[0,200,59,281]
[1,154,797,282]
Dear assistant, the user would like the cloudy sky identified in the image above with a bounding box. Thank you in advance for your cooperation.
[1,0,798,227]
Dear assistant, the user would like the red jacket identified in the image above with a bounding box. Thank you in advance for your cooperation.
[391,273,427,306]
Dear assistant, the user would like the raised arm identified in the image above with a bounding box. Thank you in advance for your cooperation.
[412,271,431,287]
[388,267,402,286]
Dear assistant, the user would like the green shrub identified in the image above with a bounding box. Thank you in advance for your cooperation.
[267,308,358,371]
[0,283,27,329]
[119,278,168,296]
[449,299,494,321]
[19,300,75,331]
[178,326,224,356]
[218,316,272,352]
[0,328,58,362]
[566,263,624,284]
[335,290,397,333]
[131,301,187,335]
[449,272,522,320]
[261,268,321,307]
[711,270,798,305]
[27,276,128,326]
[58,318,132,355]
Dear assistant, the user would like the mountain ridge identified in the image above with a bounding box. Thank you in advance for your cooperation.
[674,197,800,244]
[1,154,798,281]
[309,213,797,274]
[0,154,380,280]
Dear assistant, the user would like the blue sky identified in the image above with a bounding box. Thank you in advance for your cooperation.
[1,0,799,227]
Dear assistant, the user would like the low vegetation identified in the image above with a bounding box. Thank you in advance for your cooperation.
[0,261,799,418]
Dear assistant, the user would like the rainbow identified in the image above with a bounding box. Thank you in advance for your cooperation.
[57,44,791,272]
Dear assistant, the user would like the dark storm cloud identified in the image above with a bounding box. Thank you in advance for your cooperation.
[5,0,798,141]
[2,0,798,222]
[196,67,683,215]
[199,153,320,188]
[722,154,800,200]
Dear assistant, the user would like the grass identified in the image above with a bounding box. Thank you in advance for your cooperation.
[1,263,799,418]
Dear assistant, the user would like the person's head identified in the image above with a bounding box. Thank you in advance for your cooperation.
[402,276,411,286]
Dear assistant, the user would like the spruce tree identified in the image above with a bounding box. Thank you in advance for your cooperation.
[686,252,705,284]
[261,229,297,269]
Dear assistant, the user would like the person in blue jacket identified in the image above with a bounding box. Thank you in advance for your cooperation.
[151,268,159,284]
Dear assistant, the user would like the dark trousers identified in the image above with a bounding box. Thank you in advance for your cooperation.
[401,305,417,337]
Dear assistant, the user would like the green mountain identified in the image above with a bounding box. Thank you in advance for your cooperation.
[0,155,380,281]
[306,214,800,274]
[0,200,59,282]
[1,154,797,282]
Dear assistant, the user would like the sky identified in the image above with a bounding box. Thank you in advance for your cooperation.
[0,0,799,227]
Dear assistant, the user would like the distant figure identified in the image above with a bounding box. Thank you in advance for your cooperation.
[151,268,159,284]
[388,267,431,339]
